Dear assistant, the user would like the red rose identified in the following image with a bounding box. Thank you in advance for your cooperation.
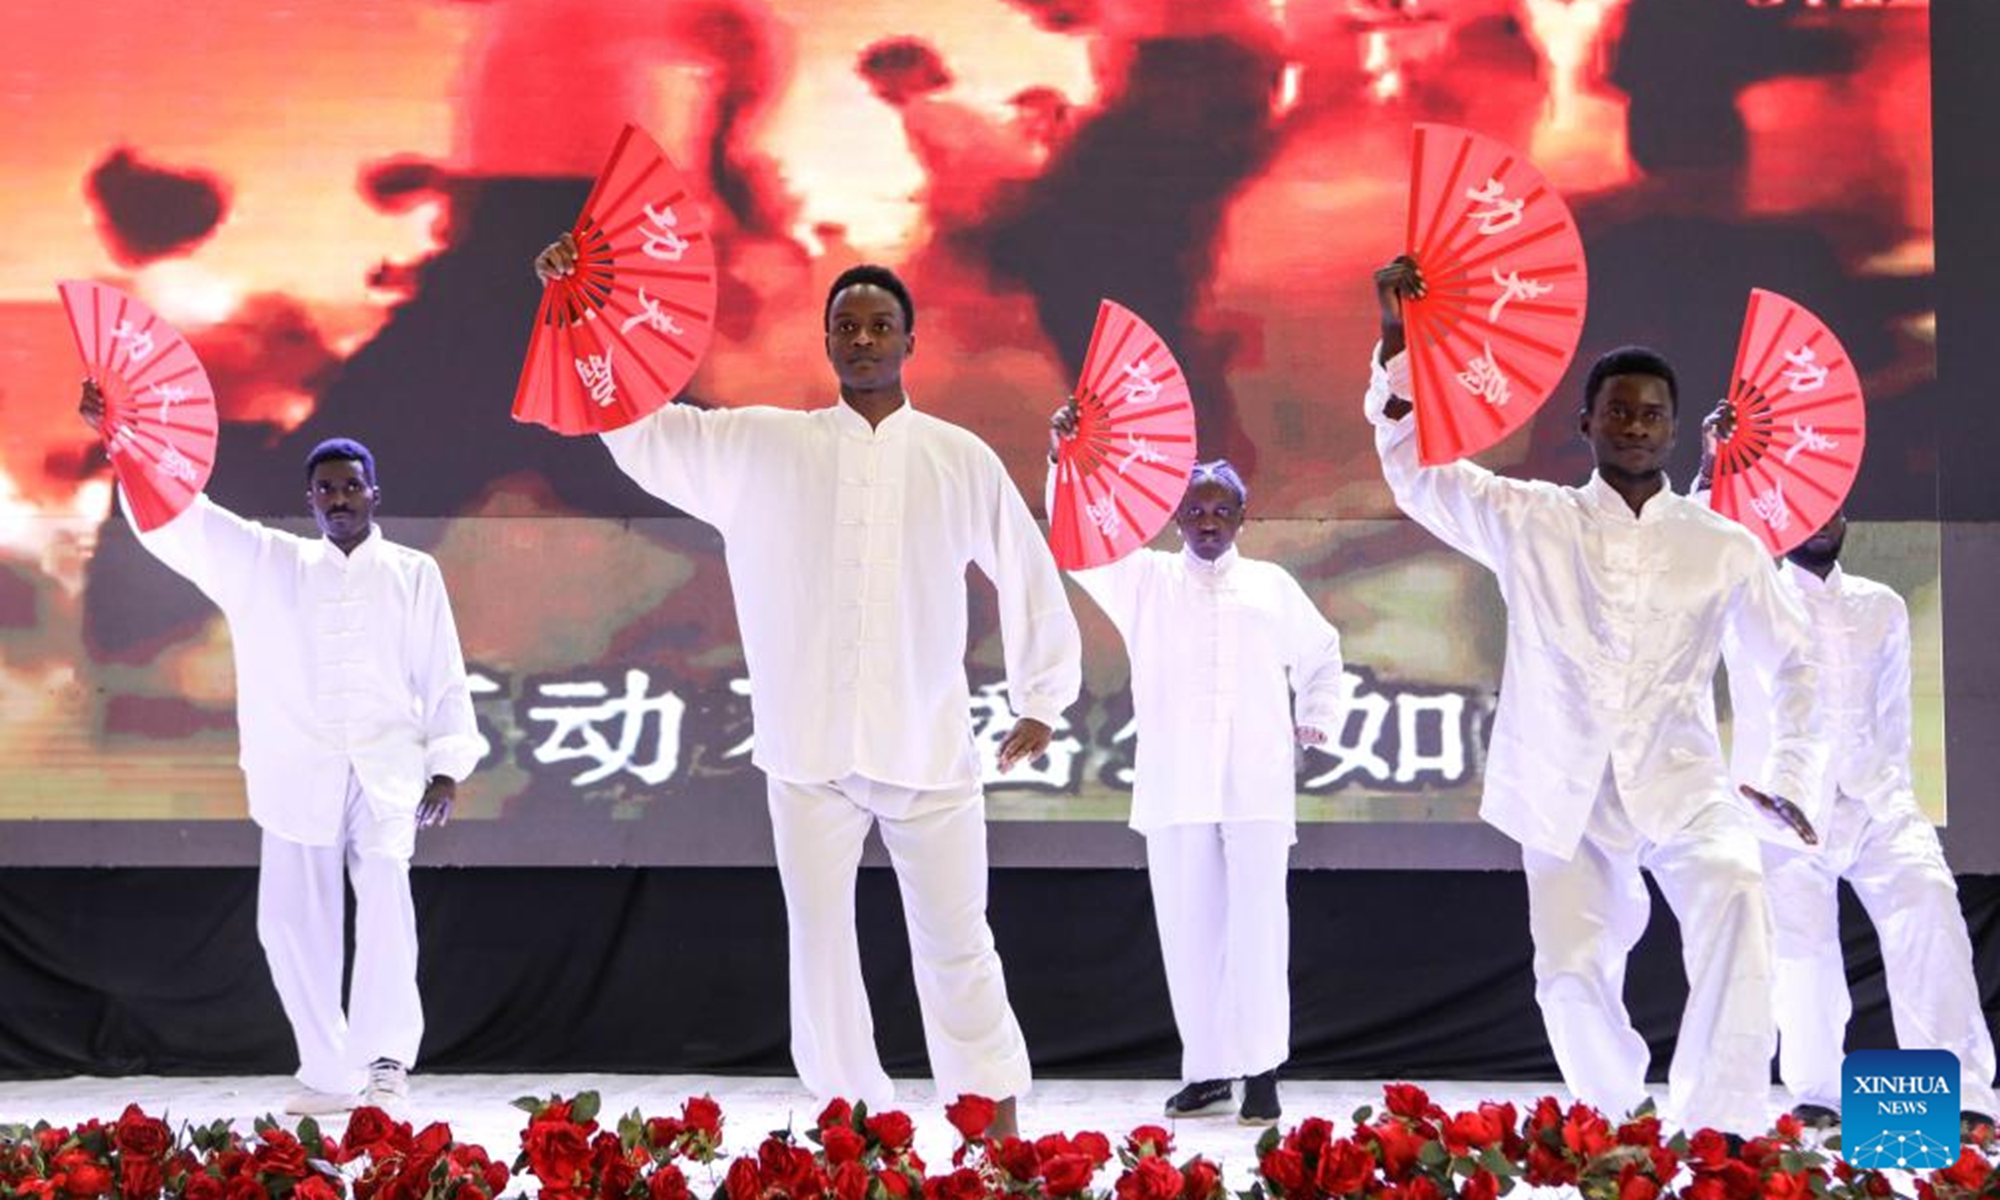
[831,1162,869,1200]
[877,1168,915,1200]
[1293,1119,1334,1160]
[1560,1107,1613,1159]
[866,1113,915,1156]
[926,1167,986,1200]
[1384,1086,1435,1121]
[1367,1123,1424,1184]
[1125,1127,1173,1160]
[682,1098,724,1144]
[645,1120,685,1152]
[413,1125,453,1159]
[1940,1149,1993,1192]
[820,1126,866,1168]
[1688,1130,1733,1174]
[1648,1148,1680,1182]
[1523,1144,1576,1188]
[817,1101,854,1134]
[992,1138,1040,1183]
[724,1159,762,1200]
[1313,1141,1373,1198]
[223,1176,268,1200]
[253,1133,308,1180]
[522,1121,592,1185]
[1072,1134,1113,1168]
[1041,1155,1097,1197]
[294,1177,340,1200]
[184,1174,224,1200]
[113,1108,172,1163]
[1403,1178,1441,1200]
[1763,1172,1811,1200]
[1459,1169,1498,1200]
[1618,1172,1659,1200]
[1718,1161,1762,1200]
[944,1098,997,1143]
[1181,1158,1222,1200]
[599,1151,640,1198]
[38,1130,70,1155]
[1682,1179,1725,1200]
[118,1158,164,1200]
[1113,1158,1181,1200]
[1260,1149,1307,1195]
[343,1110,404,1160]
[1615,1117,1662,1150]
[1865,1173,1893,1199]
[649,1165,691,1200]
[60,1158,115,1198]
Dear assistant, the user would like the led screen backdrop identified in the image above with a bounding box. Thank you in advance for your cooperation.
[0,0,1942,865]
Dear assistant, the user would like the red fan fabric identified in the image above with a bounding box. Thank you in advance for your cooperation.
[1050,300,1199,570]
[57,280,218,532]
[513,124,719,435]
[1709,288,1866,556]
[1401,122,1589,465]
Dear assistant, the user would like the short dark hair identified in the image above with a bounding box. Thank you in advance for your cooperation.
[305,438,377,486]
[1583,346,1678,415]
[825,264,915,333]
[1188,459,1248,504]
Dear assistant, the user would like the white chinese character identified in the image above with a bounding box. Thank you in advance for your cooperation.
[724,677,756,759]
[640,202,692,262]
[1781,420,1840,466]
[1391,692,1469,785]
[1750,482,1791,533]
[1781,345,1829,393]
[155,444,198,484]
[1487,268,1553,323]
[1116,434,1166,476]
[107,423,141,457]
[1117,360,1163,406]
[1455,343,1512,407]
[1304,671,1392,787]
[574,348,617,407]
[149,383,190,424]
[619,287,688,338]
[525,669,686,786]
[109,320,155,362]
[1084,495,1122,539]
[1464,178,1525,235]
[970,681,1081,789]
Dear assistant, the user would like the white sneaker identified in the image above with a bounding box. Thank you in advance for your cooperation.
[284,1087,360,1116]
[362,1059,411,1110]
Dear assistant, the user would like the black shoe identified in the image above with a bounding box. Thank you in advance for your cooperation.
[1239,1071,1282,1126]
[1163,1078,1234,1118]
[1792,1103,1841,1131]
[1963,1111,1995,1146]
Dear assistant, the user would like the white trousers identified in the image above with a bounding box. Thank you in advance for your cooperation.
[1522,778,1776,1134]
[1145,821,1292,1082]
[766,773,1031,1108]
[257,773,422,1096]
[1765,796,1999,1116]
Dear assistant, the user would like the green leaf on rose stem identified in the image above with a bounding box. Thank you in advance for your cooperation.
[853,1102,870,1126]
[511,1097,545,1115]
[805,1130,824,1147]
[1256,1127,1283,1157]
[255,1116,277,1136]
[1807,1174,1829,1198]
[1352,1107,1375,1127]
[1418,1143,1448,1169]
[868,1180,889,1200]
[1629,1099,1657,1118]
[619,1111,644,1149]
[573,1092,603,1126]
[1237,1185,1268,1200]
[298,1118,322,1149]
[1480,1149,1512,1175]
[1667,1133,1689,1154]
[512,1151,532,1173]
[267,1175,297,1199]
[1822,1135,1841,1152]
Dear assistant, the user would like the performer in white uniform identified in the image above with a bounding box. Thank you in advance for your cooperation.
[1717,505,1998,1138]
[1363,258,1823,1134]
[79,384,486,1115]
[1045,413,1344,1125]
[535,243,1081,1135]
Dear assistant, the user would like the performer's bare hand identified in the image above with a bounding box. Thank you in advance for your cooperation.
[1696,400,1735,491]
[1047,398,1080,462]
[418,776,457,829]
[1741,783,1817,846]
[997,718,1053,773]
[533,232,579,283]
[1294,725,1327,747]
[78,379,106,433]
[1374,256,1423,419]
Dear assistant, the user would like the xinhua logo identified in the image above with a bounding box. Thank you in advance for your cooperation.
[1841,1049,1962,1170]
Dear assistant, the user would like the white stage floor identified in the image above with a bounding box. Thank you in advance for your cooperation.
[0,1075,1787,1192]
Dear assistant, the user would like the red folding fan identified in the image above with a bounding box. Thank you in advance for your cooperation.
[1708,289,1866,556]
[57,280,218,532]
[513,124,719,435]
[1050,300,1199,570]
[1401,122,1589,465]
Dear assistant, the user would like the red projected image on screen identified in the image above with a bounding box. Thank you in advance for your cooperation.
[0,0,1944,863]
